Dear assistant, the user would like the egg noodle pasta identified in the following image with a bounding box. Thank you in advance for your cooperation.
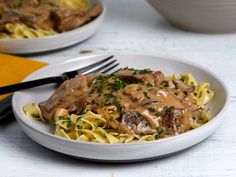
[0,23,57,39]
[169,73,213,128]
[56,0,89,11]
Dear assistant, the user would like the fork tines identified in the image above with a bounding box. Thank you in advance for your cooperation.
[65,55,119,78]
[83,58,119,75]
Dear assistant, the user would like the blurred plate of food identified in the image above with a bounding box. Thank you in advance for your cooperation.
[0,0,105,54]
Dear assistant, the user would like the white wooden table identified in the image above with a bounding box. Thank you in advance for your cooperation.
[1,0,236,176]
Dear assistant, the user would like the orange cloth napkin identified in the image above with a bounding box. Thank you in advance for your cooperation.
[0,53,47,100]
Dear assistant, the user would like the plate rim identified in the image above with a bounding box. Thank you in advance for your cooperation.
[12,53,230,147]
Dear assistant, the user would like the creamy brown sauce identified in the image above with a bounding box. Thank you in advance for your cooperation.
[39,68,202,138]
[0,0,102,33]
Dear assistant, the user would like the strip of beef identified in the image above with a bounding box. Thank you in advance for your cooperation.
[53,4,102,32]
[0,6,54,31]
[39,75,90,122]
[13,7,54,30]
[114,68,165,86]
[160,107,191,135]
[121,111,156,135]
[0,1,102,33]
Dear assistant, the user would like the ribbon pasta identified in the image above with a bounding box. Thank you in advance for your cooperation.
[54,111,137,144]
[0,24,57,39]
[56,0,89,11]
[176,73,214,128]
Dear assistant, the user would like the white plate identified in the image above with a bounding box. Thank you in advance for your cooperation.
[0,0,105,54]
[12,54,229,162]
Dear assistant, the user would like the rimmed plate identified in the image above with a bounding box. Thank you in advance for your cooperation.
[0,0,105,54]
[12,54,229,162]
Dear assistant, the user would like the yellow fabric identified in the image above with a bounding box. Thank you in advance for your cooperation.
[0,53,47,100]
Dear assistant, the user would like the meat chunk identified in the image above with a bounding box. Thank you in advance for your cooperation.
[53,4,102,32]
[0,6,54,31]
[121,111,155,135]
[39,75,89,122]
[159,107,190,135]
[114,69,165,86]
[13,7,54,30]
[52,8,89,32]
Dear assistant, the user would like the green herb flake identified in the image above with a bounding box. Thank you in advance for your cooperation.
[109,116,114,121]
[91,99,99,106]
[148,107,155,112]
[166,106,175,112]
[103,93,113,103]
[108,77,127,91]
[48,2,57,7]
[138,68,152,74]
[155,111,161,117]
[66,121,72,128]
[154,127,164,139]
[147,83,154,91]
[113,96,122,112]
[94,75,109,93]
[143,92,150,99]
[179,75,185,82]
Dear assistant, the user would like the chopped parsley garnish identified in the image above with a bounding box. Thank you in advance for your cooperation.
[93,76,127,93]
[91,99,99,106]
[108,77,127,91]
[94,75,109,93]
[165,106,175,112]
[58,116,70,120]
[154,127,164,139]
[179,75,185,82]
[138,68,152,74]
[103,93,113,102]
[143,92,150,99]
[148,107,155,112]
[48,2,57,7]
[66,121,72,128]
[113,96,122,112]
[147,83,154,91]
[147,83,153,87]
[109,116,114,121]
[155,111,161,117]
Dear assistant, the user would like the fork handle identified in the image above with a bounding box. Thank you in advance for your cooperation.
[0,76,64,95]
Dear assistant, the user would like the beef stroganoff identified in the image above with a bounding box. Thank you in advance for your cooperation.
[0,0,102,39]
[23,68,214,143]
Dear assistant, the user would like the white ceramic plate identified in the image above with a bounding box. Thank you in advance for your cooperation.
[12,54,229,162]
[0,0,105,54]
